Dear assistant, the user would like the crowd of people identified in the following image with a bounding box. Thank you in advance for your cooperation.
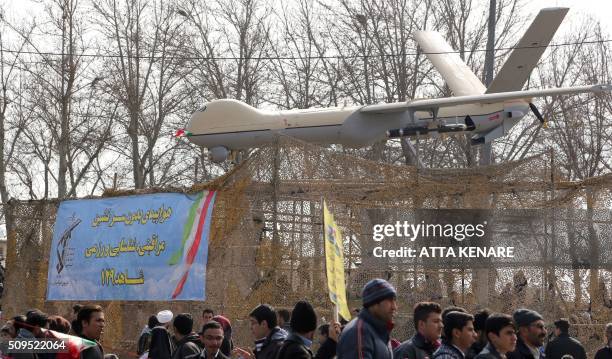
[0,305,108,359]
[0,278,611,359]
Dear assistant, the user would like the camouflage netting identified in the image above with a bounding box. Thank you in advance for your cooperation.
[3,136,611,357]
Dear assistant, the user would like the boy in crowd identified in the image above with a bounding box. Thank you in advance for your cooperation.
[474,314,517,359]
[432,311,477,359]
[394,302,443,359]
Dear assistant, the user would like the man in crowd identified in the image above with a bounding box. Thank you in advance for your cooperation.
[48,315,71,334]
[76,305,106,359]
[276,309,291,334]
[594,323,612,359]
[507,309,547,359]
[544,319,586,359]
[474,314,517,359]
[202,310,214,325]
[337,278,397,358]
[149,310,175,359]
[467,309,491,359]
[276,301,317,359]
[314,323,340,359]
[13,309,49,359]
[16,310,48,339]
[196,321,228,359]
[171,314,201,359]
[394,302,443,359]
[138,315,160,356]
[211,315,233,357]
[234,304,287,359]
[433,311,477,359]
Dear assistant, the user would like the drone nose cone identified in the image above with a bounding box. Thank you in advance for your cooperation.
[188,99,261,133]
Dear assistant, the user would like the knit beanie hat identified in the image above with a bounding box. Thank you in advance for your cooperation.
[362,278,397,308]
[290,301,317,333]
[513,309,543,327]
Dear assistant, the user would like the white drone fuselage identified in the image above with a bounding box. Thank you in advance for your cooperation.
[187,99,526,149]
[185,7,611,162]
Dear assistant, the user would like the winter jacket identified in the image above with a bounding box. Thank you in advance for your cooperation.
[473,343,504,359]
[149,326,175,359]
[507,338,541,359]
[12,329,40,359]
[594,345,612,359]
[433,342,465,359]
[466,341,487,359]
[171,333,201,359]
[138,326,153,355]
[394,333,441,359]
[79,335,104,359]
[276,333,313,359]
[185,350,229,359]
[314,338,336,359]
[254,327,287,359]
[544,333,586,359]
[337,308,393,359]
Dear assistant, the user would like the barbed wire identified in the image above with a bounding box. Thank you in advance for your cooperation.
[0,38,610,61]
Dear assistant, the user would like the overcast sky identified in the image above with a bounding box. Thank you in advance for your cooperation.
[528,0,612,34]
[3,0,612,36]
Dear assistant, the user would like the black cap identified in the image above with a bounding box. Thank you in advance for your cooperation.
[290,301,317,334]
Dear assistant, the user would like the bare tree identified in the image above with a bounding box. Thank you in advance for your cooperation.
[0,10,33,230]
[267,0,338,109]
[93,0,193,188]
[3,0,115,198]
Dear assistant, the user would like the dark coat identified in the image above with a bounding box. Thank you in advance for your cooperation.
[276,333,313,359]
[466,341,487,359]
[12,329,39,359]
[314,338,336,359]
[474,343,504,359]
[433,342,465,359]
[219,337,232,357]
[544,333,586,359]
[79,337,104,359]
[337,308,394,359]
[137,328,153,355]
[254,327,287,359]
[171,333,202,359]
[394,333,440,359]
[507,338,541,359]
[189,350,229,359]
[594,345,612,359]
[149,326,175,359]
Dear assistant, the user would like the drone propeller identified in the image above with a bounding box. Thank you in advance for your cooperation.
[529,102,547,128]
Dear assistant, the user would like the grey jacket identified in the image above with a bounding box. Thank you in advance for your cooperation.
[337,308,393,359]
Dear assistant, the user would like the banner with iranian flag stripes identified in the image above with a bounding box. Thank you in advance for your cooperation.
[46,191,217,301]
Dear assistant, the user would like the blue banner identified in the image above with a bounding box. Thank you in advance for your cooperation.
[46,191,217,301]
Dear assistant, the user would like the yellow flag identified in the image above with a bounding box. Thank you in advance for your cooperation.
[323,200,352,321]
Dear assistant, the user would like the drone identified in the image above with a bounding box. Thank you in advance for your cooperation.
[183,8,611,162]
